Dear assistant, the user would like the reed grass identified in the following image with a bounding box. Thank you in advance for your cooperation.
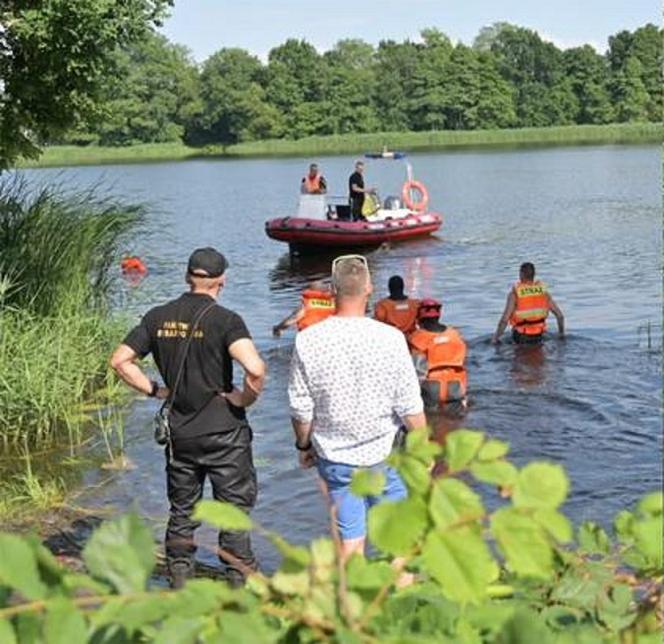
[0,177,143,316]
[17,123,660,168]
[0,178,142,447]
[225,123,662,157]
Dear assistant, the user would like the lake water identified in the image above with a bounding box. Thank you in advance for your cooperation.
[22,145,662,572]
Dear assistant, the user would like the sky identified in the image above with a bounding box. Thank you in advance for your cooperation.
[160,0,659,62]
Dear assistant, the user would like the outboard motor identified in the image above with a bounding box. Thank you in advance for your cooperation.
[383,195,402,210]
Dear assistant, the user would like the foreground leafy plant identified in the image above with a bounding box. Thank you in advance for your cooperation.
[0,429,660,642]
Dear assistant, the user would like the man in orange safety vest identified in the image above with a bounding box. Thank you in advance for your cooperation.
[374,275,420,335]
[273,281,335,336]
[492,262,565,344]
[408,298,468,410]
[301,163,327,195]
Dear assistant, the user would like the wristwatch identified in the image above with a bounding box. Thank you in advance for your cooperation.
[295,439,312,451]
[148,380,159,398]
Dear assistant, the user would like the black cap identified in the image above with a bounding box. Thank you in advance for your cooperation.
[187,247,228,278]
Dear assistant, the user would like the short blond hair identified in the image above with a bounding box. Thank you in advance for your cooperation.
[333,258,369,297]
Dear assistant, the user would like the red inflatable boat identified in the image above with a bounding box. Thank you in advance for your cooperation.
[265,151,443,252]
[265,210,442,250]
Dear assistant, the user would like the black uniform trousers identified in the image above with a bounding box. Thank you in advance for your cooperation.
[165,423,257,584]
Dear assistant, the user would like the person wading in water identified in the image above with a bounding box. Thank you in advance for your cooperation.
[374,275,420,335]
[492,262,565,344]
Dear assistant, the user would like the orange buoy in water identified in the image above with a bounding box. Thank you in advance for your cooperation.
[121,256,147,286]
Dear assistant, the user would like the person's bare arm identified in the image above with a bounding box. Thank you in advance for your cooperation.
[548,295,565,337]
[492,290,516,344]
[224,338,266,408]
[292,418,316,468]
[110,344,169,399]
[402,411,427,430]
[273,307,304,337]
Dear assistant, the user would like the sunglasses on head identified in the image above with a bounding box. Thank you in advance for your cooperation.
[331,254,369,287]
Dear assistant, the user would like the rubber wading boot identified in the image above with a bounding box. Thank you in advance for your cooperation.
[169,559,193,590]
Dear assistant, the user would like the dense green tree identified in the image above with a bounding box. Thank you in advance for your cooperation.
[562,46,613,124]
[0,0,172,168]
[266,39,325,113]
[607,25,662,121]
[87,33,200,146]
[409,28,453,130]
[191,48,283,145]
[373,40,420,131]
[610,57,650,122]
[486,23,574,126]
[323,40,379,134]
[476,53,517,128]
[630,25,661,95]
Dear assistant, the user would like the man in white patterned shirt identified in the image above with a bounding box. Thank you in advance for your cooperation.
[288,255,426,559]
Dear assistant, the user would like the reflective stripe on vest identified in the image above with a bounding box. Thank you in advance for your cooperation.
[409,327,467,371]
[510,281,549,334]
[375,298,420,334]
[409,327,468,402]
[303,174,322,193]
[297,289,335,331]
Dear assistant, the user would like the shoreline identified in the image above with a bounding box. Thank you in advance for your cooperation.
[19,123,661,169]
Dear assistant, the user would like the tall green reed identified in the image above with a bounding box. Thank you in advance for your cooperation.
[0,177,143,447]
[0,176,143,316]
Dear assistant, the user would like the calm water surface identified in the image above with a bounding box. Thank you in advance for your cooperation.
[22,145,662,571]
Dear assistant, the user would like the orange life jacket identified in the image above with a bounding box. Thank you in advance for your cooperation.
[409,327,468,403]
[510,280,549,336]
[303,174,322,194]
[374,297,420,334]
[297,289,335,331]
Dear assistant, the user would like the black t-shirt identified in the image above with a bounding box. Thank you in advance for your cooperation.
[349,171,364,203]
[123,292,250,438]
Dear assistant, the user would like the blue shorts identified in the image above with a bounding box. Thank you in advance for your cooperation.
[316,459,407,540]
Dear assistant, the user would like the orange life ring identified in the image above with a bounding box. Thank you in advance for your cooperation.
[402,180,429,212]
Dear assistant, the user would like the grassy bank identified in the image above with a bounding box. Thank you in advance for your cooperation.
[20,123,662,168]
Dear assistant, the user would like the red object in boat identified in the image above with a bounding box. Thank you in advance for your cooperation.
[265,211,443,250]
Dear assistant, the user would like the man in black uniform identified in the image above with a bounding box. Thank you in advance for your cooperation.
[110,247,266,588]
[348,160,375,221]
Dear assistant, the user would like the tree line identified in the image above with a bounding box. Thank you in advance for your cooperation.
[65,22,661,148]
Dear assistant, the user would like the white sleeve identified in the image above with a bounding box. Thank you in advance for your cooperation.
[288,340,314,422]
[393,335,424,418]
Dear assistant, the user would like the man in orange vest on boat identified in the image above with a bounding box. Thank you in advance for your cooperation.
[301,163,327,195]
[374,275,420,335]
[408,298,468,410]
[491,262,565,344]
[273,281,336,336]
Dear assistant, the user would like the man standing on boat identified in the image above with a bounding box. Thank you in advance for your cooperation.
[492,262,565,344]
[110,247,266,589]
[374,275,420,335]
[348,160,376,221]
[301,163,327,194]
[288,255,425,561]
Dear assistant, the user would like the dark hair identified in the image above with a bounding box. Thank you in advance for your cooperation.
[520,262,536,281]
[388,275,404,297]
